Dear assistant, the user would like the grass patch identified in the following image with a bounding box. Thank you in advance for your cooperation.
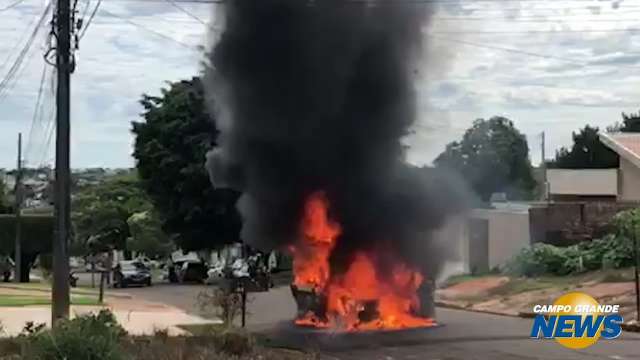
[0,282,99,297]
[0,295,100,307]
[488,268,637,297]
[441,274,490,288]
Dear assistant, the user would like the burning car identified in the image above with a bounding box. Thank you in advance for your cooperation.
[289,192,436,331]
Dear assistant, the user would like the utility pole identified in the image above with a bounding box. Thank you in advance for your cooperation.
[633,217,640,322]
[541,131,549,203]
[52,0,72,323]
[14,133,22,283]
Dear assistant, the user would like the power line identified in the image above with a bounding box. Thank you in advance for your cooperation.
[0,3,51,100]
[164,0,208,26]
[429,28,640,35]
[25,63,49,164]
[81,0,92,19]
[0,0,25,11]
[0,8,42,76]
[37,72,56,168]
[98,8,197,48]
[432,14,640,22]
[78,0,102,39]
[92,0,636,3]
[428,34,640,68]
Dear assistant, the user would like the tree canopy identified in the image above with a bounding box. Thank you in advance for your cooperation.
[131,77,241,251]
[548,126,619,169]
[608,111,640,133]
[71,172,170,256]
[434,117,536,202]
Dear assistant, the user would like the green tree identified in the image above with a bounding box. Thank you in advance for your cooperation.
[127,210,173,258]
[434,117,536,202]
[609,111,640,133]
[131,77,241,251]
[0,214,53,282]
[72,172,155,255]
[548,126,619,169]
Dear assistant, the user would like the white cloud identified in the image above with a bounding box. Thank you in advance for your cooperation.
[1,0,639,169]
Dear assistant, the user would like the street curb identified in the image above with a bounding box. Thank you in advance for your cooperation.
[436,301,640,333]
[435,301,519,318]
[0,284,133,299]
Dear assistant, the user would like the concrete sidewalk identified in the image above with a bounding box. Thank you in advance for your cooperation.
[0,305,221,337]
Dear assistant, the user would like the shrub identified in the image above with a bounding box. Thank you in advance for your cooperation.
[505,243,577,277]
[197,287,245,326]
[212,330,254,356]
[20,309,126,360]
[506,233,635,277]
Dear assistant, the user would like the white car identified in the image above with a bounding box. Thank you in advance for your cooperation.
[206,261,226,284]
[136,256,160,269]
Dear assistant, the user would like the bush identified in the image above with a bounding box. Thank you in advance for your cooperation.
[505,243,576,277]
[20,310,126,360]
[212,330,254,356]
[197,287,245,326]
[506,233,635,277]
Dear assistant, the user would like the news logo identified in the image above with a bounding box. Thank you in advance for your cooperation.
[530,292,623,349]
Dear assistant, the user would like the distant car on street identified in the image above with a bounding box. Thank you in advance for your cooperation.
[169,259,207,284]
[136,256,160,269]
[113,261,152,288]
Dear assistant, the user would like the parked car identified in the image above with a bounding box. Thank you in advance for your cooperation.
[136,256,160,269]
[169,260,208,284]
[1,256,13,282]
[113,261,152,288]
[206,259,226,284]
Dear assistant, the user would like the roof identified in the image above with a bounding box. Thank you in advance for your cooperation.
[599,132,640,169]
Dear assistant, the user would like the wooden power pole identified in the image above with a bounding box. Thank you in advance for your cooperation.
[14,133,22,283]
[52,0,72,323]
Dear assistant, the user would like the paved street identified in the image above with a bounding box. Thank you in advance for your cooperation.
[109,283,640,360]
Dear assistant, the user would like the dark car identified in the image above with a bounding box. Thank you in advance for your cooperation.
[113,261,152,288]
[168,260,208,284]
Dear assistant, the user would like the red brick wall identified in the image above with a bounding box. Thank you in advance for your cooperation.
[529,201,640,246]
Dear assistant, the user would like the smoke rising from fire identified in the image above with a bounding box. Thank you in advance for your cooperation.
[205,0,470,277]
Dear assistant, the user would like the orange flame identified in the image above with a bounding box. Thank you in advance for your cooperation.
[291,191,435,331]
[292,191,341,289]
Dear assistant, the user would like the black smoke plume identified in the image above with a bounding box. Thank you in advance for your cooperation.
[205,0,469,276]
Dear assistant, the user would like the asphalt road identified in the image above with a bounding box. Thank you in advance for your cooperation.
[108,283,640,360]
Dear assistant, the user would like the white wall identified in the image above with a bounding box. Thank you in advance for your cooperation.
[468,208,531,270]
[486,211,530,269]
[619,157,640,201]
[547,169,618,196]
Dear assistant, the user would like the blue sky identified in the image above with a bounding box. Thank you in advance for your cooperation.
[0,0,638,169]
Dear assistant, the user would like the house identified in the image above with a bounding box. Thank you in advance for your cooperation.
[545,132,640,202]
[599,132,640,202]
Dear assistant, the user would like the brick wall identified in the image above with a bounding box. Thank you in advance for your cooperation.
[529,201,639,246]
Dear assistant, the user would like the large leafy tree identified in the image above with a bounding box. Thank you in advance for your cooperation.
[435,117,536,202]
[127,210,173,258]
[548,126,619,169]
[131,77,241,251]
[72,172,158,255]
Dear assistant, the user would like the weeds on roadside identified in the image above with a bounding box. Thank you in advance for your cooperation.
[197,287,249,326]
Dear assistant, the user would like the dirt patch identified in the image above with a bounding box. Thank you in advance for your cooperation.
[437,276,509,300]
